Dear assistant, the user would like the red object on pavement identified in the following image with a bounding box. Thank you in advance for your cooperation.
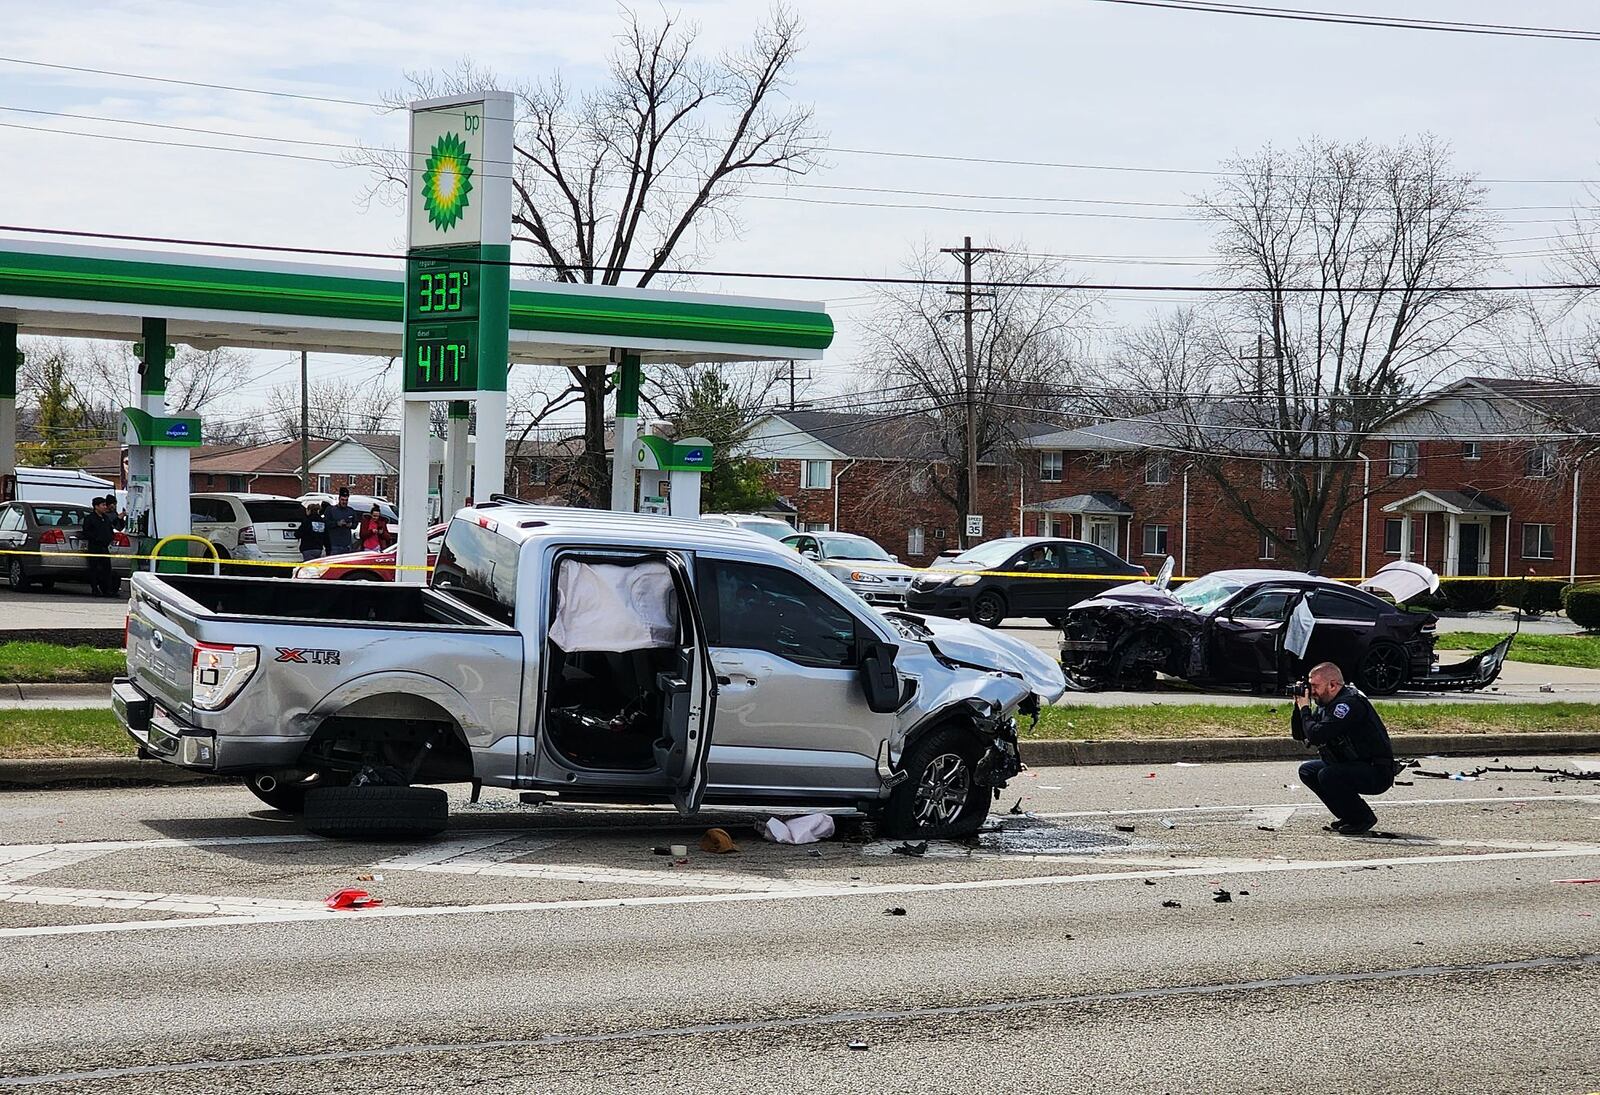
[1554,878,1600,885]
[324,888,384,910]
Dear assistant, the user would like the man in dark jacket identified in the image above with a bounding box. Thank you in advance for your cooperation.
[326,487,359,555]
[1293,661,1394,834]
[81,495,126,597]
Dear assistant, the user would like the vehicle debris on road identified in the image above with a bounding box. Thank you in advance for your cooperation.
[764,814,836,844]
[699,828,738,854]
[324,888,383,911]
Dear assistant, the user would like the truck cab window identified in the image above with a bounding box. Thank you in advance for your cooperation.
[696,559,858,668]
[432,518,520,625]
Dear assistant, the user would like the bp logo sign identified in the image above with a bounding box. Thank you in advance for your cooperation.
[422,133,474,231]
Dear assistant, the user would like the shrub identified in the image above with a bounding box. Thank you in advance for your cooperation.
[1563,584,1600,631]
[1439,579,1503,613]
[1500,578,1568,615]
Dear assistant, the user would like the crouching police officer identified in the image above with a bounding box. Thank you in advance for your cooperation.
[1292,661,1394,834]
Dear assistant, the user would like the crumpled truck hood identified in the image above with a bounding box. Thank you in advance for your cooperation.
[892,612,1066,701]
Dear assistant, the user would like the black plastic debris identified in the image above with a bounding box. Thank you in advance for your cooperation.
[884,906,907,916]
[892,841,929,858]
[1161,899,1182,908]
[651,846,671,856]
[1114,823,1136,833]
[848,1040,869,1051]
[1213,889,1232,903]
[1009,798,1025,815]
[1238,890,1250,896]
[1143,879,1157,886]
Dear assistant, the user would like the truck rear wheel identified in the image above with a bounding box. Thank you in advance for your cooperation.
[303,785,449,841]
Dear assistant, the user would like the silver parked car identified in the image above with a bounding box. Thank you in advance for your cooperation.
[0,500,135,591]
[115,504,1063,840]
[781,531,919,606]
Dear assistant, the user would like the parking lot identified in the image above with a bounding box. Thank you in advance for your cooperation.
[3,757,1598,1092]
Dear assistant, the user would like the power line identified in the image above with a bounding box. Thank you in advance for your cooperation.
[5,54,1600,188]
[1074,0,1600,42]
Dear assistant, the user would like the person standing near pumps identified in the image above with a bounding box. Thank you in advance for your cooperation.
[327,486,359,555]
[296,501,331,562]
[1292,661,1395,834]
[81,495,126,598]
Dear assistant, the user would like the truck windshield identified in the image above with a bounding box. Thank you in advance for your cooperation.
[432,518,519,624]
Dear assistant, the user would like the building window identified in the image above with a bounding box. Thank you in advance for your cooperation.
[1462,441,1481,461]
[205,474,215,487]
[373,475,389,498]
[1259,532,1276,561]
[227,475,244,492]
[1040,451,1063,482]
[1525,443,1556,479]
[316,474,331,494]
[1144,455,1171,485]
[1284,526,1298,543]
[803,521,831,533]
[1142,523,1169,556]
[909,466,929,495]
[908,527,926,556]
[1261,463,1279,489]
[1094,452,1112,469]
[802,460,832,490]
[933,526,947,542]
[530,460,551,485]
[1522,523,1555,560]
[1388,441,1419,478]
[1384,518,1404,555]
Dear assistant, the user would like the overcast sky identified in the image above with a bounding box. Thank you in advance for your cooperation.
[2,0,1597,429]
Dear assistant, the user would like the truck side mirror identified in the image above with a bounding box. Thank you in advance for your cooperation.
[859,640,901,714]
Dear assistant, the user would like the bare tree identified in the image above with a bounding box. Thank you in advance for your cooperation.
[355,5,822,505]
[1148,136,1503,571]
[858,244,1088,533]
[1090,307,1223,419]
[264,378,398,439]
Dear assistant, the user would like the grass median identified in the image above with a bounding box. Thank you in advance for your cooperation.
[0,643,123,684]
[4,702,1600,761]
[1437,632,1600,670]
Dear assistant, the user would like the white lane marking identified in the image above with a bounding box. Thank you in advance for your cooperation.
[1035,794,1600,820]
[0,835,323,886]
[3,845,1597,940]
[0,884,330,916]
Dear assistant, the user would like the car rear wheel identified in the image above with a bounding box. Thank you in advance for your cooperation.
[884,726,989,839]
[1358,641,1408,696]
[341,570,383,582]
[303,785,449,841]
[970,591,1007,629]
[7,560,32,591]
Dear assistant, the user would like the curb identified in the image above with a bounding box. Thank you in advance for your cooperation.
[3,732,1597,789]
[0,682,109,701]
[1019,731,1600,767]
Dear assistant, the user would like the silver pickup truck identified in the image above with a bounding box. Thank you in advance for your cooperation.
[115,504,1064,839]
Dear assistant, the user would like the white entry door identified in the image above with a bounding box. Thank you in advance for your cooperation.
[1087,518,1118,554]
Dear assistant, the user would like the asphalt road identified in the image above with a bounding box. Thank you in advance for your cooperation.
[2,756,1598,1093]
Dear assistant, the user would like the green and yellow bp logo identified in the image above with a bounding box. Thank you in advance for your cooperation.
[422,132,474,231]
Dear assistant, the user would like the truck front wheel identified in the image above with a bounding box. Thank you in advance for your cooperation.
[303,785,449,841]
[883,726,990,839]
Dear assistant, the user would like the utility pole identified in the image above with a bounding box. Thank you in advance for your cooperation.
[785,359,812,410]
[941,236,997,549]
[299,350,310,493]
[1239,333,1272,398]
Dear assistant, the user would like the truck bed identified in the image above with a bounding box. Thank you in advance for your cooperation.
[148,574,501,629]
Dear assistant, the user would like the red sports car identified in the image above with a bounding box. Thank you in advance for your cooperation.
[293,525,447,581]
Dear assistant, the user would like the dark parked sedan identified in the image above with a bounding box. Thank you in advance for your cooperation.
[0,500,135,591]
[1058,565,1440,696]
[905,537,1147,628]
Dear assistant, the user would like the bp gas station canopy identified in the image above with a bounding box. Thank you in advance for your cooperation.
[0,239,834,364]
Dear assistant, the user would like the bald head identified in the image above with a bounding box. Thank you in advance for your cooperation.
[1308,662,1345,687]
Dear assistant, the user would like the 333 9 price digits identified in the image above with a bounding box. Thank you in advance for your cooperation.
[416,269,470,313]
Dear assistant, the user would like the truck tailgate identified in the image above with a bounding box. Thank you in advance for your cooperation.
[125,588,201,714]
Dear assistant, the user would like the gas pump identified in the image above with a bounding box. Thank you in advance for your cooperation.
[633,434,712,518]
[118,408,201,570]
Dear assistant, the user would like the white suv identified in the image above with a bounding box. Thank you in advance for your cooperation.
[190,493,308,572]
[699,513,796,540]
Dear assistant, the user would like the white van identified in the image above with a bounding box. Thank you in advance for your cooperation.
[11,466,117,508]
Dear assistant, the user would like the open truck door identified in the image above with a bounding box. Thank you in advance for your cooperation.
[538,552,717,814]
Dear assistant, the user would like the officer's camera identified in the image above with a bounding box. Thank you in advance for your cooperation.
[1292,679,1309,698]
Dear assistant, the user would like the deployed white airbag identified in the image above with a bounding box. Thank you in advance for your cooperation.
[548,560,679,652]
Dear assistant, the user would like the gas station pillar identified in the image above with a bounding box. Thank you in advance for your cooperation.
[446,400,471,512]
[0,323,16,497]
[609,350,641,513]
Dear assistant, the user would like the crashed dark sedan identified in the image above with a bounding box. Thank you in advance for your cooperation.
[1058,560,1511,697]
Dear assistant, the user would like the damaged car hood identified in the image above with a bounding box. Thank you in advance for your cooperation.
[886,611,1066,701]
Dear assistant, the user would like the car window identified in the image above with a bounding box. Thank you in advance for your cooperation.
[190,499,231,523]
[781,535,807,552]
[741,519,795,540]
[32,506,89,528]
[1062,545,1111,574]
[0,507,24,534]
[244,500,312,524]
[1232,588,1297,622]
[426,532,445,554]
[1309,590,1381,622]
[432,518,519,625]
[952,540,1024,569]
[821,536,891,562]
[1174,574,1247,614]
[695,559,858,668]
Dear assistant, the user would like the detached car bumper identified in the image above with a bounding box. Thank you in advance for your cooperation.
[113,677,305,773]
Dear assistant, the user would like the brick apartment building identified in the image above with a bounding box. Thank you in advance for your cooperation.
[740,410,1054,565]
[1016,378,1600,580]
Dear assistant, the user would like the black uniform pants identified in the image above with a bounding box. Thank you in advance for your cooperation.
[1298,759,1392,827]
[85,548,113,595]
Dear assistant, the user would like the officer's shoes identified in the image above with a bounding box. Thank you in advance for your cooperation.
[1324,819,1377,835]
